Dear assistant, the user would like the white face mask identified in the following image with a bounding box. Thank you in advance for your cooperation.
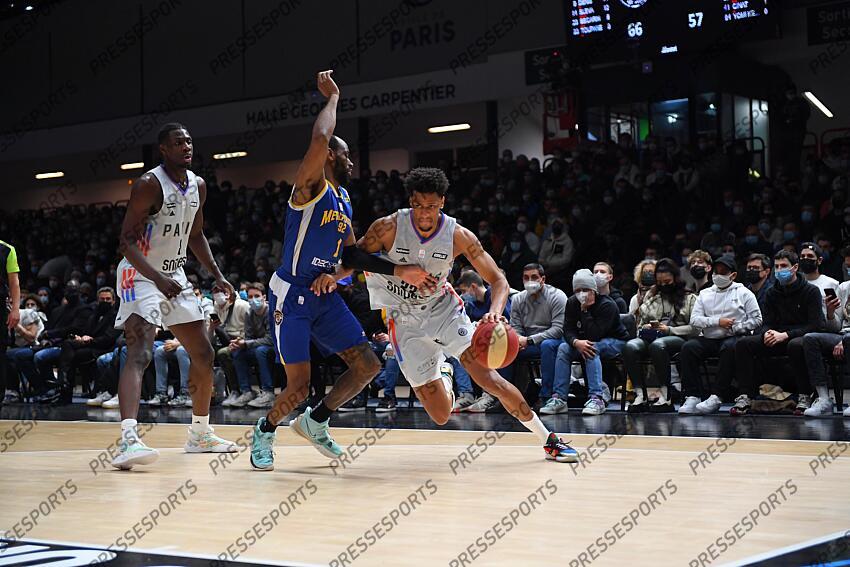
[577,291,589,304]
[524,281,542,294]
[213,292,228,306]
[712,274,732,289]
[593,273,609,288]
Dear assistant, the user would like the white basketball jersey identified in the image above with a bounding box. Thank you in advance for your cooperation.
[131,165,200,275]
[365,209,456,309]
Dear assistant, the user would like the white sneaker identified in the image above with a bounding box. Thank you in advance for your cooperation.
[804,397,834,417]
[230,390,257,408]
[185,426,239,453]
[795,394,812,416]
[221,392,239,407]
[102,396,120,409]
[86,391,112,407]
[844,405,850,417]
[695,394,722,414]
[112,435,159,470]
[248,390,275,408]
[678,396,701,414]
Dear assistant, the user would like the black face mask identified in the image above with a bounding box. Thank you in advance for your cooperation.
[799,258,818,274]
[690,265,707,279]
[552,223,564,236]
[64,289,79,303]
[745,269,763,283]
[640,272,655,286]
[96,301,112,314]
[657,283,676,295]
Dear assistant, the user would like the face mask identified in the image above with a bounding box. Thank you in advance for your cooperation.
[460,292,475,304]
[84,264,95,274]
[213,292,228,306]
[239,290,248,301]
[733,207,744,216]
[488,205,498,213]
[96,277,106,287]
[799,258,818,274]
[524,281,542,294]
[658,283,676,295]
[745,235,759,246]
[594,273,609,288]
[690,265,707,279]
[256,271,267,280]
[775,268,794,285]
[516,223,527,233]
[96,301,112,314]
[758,222,771,234]
[784,230,796,241]
[64,289,79,303]
[640,272,655,287]
[713,274,732,289]
[603,196,614,206]
[39,295,49,305]
[479,229,489,238]
[552,223,564,236]
[239,234,249,243]
[571,208,582,218]
[510,241,521,252]
[745,269,763,283]
[249,298,264,312]
[462,205,472,212]
[576,291,589,304]
[49,280,59,289]
[31,266,39,275]
[686,223,697,233]
[802,211,814,223]
[711,223,722,233]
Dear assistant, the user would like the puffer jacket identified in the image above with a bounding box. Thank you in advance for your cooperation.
[637,290,698,337]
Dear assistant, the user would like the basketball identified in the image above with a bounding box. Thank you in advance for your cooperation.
[469,320,519,369]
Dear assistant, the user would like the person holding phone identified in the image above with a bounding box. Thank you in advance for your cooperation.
[799,243,839,320]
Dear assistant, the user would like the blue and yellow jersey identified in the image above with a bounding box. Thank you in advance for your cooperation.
[277,180,352,285]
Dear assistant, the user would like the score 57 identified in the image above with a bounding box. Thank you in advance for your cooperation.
[688,11,704,28]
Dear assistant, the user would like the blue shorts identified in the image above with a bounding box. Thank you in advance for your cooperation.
[268,273,367,364]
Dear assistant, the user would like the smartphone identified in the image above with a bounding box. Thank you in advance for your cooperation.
[825,288,837,299]
[650,320,660,328]
[210,313,220,323]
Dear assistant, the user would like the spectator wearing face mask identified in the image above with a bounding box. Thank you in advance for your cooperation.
[4,295,47,402]
[470,264,566,413]
[732,250,824,416]
[538,217,574,290]
[624,259,697,413]
[213,284,251,406]
[684,250,713,293]
[477,220,504,259]
[744,253,774,309]
[455,270,511,323]
[229,282,275,409]
[614,156,641,188]
[839,245,850,284]
[593,262,627,313]
[501,232,538,289]
[515,215,540,255]
[700,218,735,259]
[799,243,839,320]
[740,225,774,259]
[672,157,700,196]
[678,255,762,415]
[629,259,657,315]
[544,269,629,416]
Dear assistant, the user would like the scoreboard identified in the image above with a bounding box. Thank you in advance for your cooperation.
[565,0,778,61]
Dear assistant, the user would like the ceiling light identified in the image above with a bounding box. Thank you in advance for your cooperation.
[24,4,32,10]
[35,171,64,179]
[213,151,247,160]
[427,123,471,134]
[803,91,833,118]
[120,162,144,170]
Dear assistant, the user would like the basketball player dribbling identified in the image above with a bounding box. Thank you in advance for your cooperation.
[112,123,237,469]
[249,71,432,470]
[340,167,578,462]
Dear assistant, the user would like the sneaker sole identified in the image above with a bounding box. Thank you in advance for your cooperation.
[289,415,342,459]
[112,449,159,470]
[545,452,579,463]
[337,407,367,412]
[375,407,397,413]
[85,400,104,407]
[184,441,239,453]
[250,453,274,471]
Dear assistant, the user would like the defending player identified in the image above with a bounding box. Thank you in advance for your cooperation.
[112,123,237,469]
[249,71,431,470]
[337,167,578,462]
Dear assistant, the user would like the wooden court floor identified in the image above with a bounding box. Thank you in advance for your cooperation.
[1,420,848,566]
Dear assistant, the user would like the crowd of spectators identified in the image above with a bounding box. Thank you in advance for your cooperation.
[3,131,850,415]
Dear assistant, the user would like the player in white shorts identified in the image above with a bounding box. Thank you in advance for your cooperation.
[321,167,577,462]
[111,122,237,469]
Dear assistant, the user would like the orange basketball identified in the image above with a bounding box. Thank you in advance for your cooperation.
[469,320,519,369]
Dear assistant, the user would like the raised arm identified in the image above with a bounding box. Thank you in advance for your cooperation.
[455,225,508,323]
[292,70,339,206]
[187,177,234,298]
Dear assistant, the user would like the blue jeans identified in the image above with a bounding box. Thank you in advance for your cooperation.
[96,346,128,393]
[232,345,275,392]
[538,338,566,399]
[554,338,626,398]
[451,357,473,394]
[379,355,472,396]
[154,343,191,395]
[6,347,37,390]
[499,343,542,382]
[34,347,61,389]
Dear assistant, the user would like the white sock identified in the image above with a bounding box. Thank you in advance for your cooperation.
[521,413,551,444]
[191,414,211,434]
[816,385,829,400]
[658,385,668,402]
[121,418,139,442]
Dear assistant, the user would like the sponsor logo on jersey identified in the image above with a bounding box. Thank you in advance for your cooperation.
[432,251,449,260]
[458,327,468,336]
[166,203,177,216]
[319,208,351,228]
[311,257,335,268]
[396,247,410,255]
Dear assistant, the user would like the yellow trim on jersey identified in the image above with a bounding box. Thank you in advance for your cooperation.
[289,180,329,210]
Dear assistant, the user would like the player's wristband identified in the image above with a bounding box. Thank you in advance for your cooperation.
[341,246,396,276]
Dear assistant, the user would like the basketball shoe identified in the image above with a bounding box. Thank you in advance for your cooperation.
[544,433,579,463]
[289,406,343,458]
[250,417,276,471]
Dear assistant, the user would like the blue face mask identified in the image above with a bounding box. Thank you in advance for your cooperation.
[759,222,771,234]
[711,223,722,233]
[686,223,697,233]
[783,230,796,241]
[745,235,758,246]
[461,293,475,304]
[775,268,794,285]
[510,241,522,252]
[249,298,264,311]
[239,290,249,301]
[802,211,814,223]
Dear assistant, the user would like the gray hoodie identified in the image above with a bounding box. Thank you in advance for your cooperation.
[690,282,762,339]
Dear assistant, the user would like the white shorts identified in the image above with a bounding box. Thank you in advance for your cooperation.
[114,260,203,330]
[386,291,474,388]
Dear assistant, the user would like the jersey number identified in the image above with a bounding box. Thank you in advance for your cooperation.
[333,238,342,258]
[177,239,183,255]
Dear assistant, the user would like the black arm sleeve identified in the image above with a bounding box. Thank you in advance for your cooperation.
[341,246,396,276]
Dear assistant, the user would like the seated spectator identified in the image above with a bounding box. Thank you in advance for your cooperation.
[148,331,191,407]
[678,256,762,414]
[230,282,275,408]
[700,218,735,259]
[538,217,574,290]
[455,270,512,322]
[799,242,839,319]
[628,259,657,315]
[684,249,713,294]
[214,285,251,407]
[501,232,538,289]
[740,224,774,258]
[744,253,774,309]
[841,245,850,284]
[732,250,824,415]
[801,276,847,417]
[592,262,627,313]
[623,259,697,413]
[469,263,565,413]
[4,294,47,402]
[544,269,628,416]
[88,335,128,408]
[516,215,540,254]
